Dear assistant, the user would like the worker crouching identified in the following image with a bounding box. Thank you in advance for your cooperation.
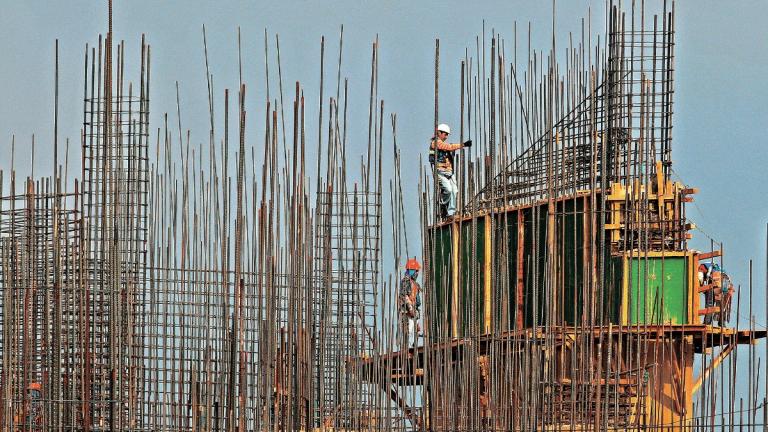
[399,258,423,349]
[429,123,471,218]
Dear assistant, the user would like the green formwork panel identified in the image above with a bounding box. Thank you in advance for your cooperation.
[460,218,485,336]
[522,206,549,328]
[605,256,624,324]
[500,211,520,331]
[627,256,688,325]
[561,199,585,326]
[427,220,485,338]
[429,225,453,338]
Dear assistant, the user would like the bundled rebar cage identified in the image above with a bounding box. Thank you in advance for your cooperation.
[78,36,151,431]
[0,184,82,432]
[470,4,675,212]
[313,189,380,427]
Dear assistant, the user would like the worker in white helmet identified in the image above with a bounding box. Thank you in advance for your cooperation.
[428,123,472,218]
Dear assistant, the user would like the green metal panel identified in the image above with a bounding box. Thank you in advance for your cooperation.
[522,206,548,328]
[561,199,585,326]
[605,256,624,324]
[429,225,453,338]
[460,218,485,336]
[499,211,520,331]
[428,196,693,337]
[627,256,688,325]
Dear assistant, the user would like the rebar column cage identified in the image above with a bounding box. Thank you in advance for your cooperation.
[0,185,82,432]
[138,267,302,431]
[470,4,674,213]
[79,37,150,430]
[313,189,380,428]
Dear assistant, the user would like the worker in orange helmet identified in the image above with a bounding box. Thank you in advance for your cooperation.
[24,382,43,428]
[399,258,423,349]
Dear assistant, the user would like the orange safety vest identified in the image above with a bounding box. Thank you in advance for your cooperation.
[399,277,421,317]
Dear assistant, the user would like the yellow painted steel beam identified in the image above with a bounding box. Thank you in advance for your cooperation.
[451,221,459,338]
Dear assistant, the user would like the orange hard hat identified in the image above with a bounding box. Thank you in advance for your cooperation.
[28,382,42,391]
[405,258,421,271]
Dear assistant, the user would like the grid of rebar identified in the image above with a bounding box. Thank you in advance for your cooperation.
[469,7,675,214]
[313,190,380,426]
[78,35,150,431]
[0,183,84,432]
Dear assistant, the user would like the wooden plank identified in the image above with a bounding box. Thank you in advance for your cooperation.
[697,250,722,260]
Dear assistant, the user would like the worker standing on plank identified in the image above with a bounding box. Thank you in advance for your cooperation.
[399,258,423,349]
[697,262,733,325]
[429,123,472,218]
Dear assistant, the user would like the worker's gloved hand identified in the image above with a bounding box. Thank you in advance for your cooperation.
[463,140,473,147]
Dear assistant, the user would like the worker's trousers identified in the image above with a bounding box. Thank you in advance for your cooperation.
[399,315,418,349]
[436,169,458,217]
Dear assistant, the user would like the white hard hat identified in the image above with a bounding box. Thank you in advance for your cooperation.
[436,123,451,134]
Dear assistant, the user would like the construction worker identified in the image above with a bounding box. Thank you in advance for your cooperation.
[399,258,423,349]
[17,382,43,429]
[698,262,732,325]
[429,123,472,218]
